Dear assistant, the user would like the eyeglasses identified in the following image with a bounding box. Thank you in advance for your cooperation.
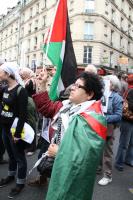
[72,83,86,90]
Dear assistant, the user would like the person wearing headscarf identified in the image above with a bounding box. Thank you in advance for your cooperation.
[0,62,29,198]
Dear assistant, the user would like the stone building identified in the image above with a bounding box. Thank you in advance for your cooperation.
[0,0,133,71]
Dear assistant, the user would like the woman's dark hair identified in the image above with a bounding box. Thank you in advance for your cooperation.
[77,72,103,100]
[9,74,15,80]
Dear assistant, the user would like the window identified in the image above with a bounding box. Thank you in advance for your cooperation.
[35,20,38,30]
[42,34,45,42]
[111,9,116,23]
[31,58,36,71]
[105,1,109,15]
[28,39,30,51]
[35,37,37,45]
[85,0,94,13]
[104,24,108,37]
[121,17,124,30]
[43,16,46,27]
[44,0,47,8]
[30,8,33,18]
[27,56,29,67]
[110,30,114,45]
[28,23,32,33]
[83,46,92,64]
[84,22,94,40]
[36,3,39,14]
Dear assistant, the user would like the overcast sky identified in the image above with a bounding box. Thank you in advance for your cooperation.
[0,0,18,15]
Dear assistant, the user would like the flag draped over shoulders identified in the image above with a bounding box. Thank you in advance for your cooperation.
[46,105,107,200]
[43,0,77,101]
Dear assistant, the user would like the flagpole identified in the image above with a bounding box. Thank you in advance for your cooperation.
[43,0,61,71]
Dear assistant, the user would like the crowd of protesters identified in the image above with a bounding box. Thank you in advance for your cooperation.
[0,60,132,199]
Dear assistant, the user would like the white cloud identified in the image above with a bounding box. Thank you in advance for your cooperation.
[0,0,18,15]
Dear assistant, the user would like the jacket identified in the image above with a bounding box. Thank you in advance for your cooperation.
[105,91,123,124]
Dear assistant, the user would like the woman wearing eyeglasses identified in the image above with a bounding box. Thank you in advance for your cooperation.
[33,70,107,200]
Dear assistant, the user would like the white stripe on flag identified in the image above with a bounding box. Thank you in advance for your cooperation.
[60,40,65,61]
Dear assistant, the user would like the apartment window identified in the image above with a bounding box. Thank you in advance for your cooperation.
[42,34,45,42]
[40,53,43,66]
[21,13,25,23]
[121,17,124,30]
[44,0,47,8]
[35,20,38,30]
[128,41,130,49]
[30,8,33,18]
[28,39,30,50]
[83,46,92,64]
[120,36,123,49]
[43,16,46,27]
[28,23,32,33]
[84,22,94,40]
[31,58,36,71]
[128,24,131,34]
[110,30,114,46]
[21,27,24,37]
[105,1,109,15]
[104,24,108,37]
[121,0,124,12]
[27,56,29,67]
[85,0,94,13]
[111,9,116,23]
[36,3,39,14]
[34,37,38,46]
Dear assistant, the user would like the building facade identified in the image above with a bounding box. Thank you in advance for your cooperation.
[0,0,133,71]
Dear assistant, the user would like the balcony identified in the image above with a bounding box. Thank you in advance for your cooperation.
[84,34,93,40]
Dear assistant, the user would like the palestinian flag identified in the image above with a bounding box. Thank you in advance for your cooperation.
[46,101,107,200]
[43,0,77,101]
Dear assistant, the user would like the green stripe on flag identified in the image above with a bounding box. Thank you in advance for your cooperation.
[43,42,63,100]
[43,42,63,66]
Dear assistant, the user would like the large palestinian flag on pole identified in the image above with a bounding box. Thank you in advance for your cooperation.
[43,0,77,101]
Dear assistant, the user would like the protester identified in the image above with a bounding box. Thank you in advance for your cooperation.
[0,58,7,164]
[0,62,29,198]
[19,68,37,156]
[85,64,97,74]
[128,74,133,89]
[118,72,128,97]
[0,81,8,164]
[33,70,107,200]
[28,84,72,186]
[98,75,123,186]
[115,88,133,171]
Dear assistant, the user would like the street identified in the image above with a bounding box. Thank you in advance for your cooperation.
[0,129,133,200]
